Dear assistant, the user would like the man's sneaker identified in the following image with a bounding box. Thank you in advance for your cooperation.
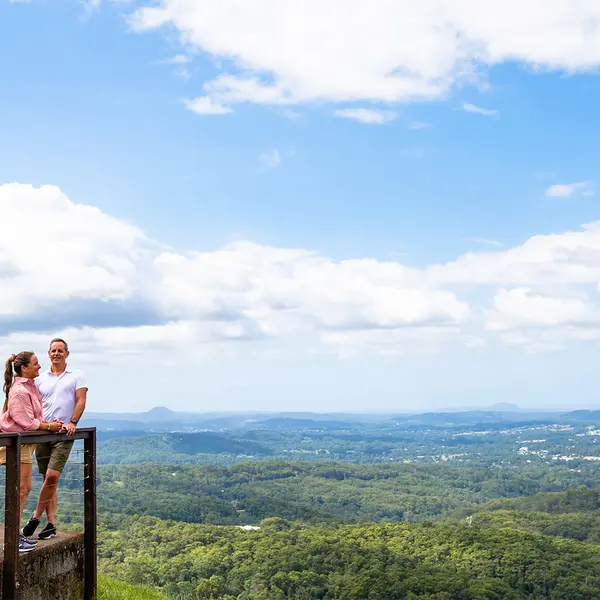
[19,534,36,553]
[21,517,40,538]
[38,523,57,540]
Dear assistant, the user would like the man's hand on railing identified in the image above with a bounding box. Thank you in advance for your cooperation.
[65,420,77,436]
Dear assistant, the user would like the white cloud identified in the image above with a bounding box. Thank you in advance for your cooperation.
[9,183,600,358]
[485,288,600,331]
[462,103,499,117]
[545,181,593,198]
[0,322,243,365]
[1,184,471,359]
[152,241,470,334]
[258,149,282,170]
[183,96,232,115]
[334,108,397,125]
[170,54,188,65]
[428,221,600,286]
[131,0,600,114]
[0,183,148,317]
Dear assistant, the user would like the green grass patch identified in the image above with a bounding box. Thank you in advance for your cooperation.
[98,575,167,600]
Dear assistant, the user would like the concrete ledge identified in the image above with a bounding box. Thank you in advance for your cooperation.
[0,531,84,600]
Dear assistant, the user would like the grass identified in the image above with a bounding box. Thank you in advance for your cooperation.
[98,575,168,599]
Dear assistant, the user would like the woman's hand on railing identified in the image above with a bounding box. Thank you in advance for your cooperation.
[41,420,64,432]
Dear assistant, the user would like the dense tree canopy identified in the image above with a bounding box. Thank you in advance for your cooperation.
[99,517,600,599]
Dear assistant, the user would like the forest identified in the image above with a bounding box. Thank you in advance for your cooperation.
[14,410,600,598]
[99,517,600,599]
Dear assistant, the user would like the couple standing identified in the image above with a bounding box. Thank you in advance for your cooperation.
[0,338,87,553]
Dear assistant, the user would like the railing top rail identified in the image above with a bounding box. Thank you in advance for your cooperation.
[0,427,96,447]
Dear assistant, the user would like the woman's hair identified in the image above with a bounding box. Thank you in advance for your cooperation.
[3,352,34,413]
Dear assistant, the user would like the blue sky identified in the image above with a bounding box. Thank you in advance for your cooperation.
[2,0,600,413]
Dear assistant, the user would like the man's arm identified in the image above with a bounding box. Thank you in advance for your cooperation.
[66,386,87,436]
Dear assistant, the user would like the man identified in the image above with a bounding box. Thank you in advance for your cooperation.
[22,338,88,540]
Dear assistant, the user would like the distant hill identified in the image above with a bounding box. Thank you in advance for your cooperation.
[82,408,391,432]
[392,410,551,428]
[489,402,520,411]
[82,406,600,434]
[96,431,273,464]
[252,418,357,430]
[143,406,179,421]
[562,410,600,423]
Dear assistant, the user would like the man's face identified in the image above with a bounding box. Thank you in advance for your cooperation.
[49,342,69,365]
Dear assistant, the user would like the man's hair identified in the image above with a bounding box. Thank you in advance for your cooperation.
[49,338,69,353]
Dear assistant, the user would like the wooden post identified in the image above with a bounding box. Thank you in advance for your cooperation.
[83,430,97,600]
[2,434,21,600]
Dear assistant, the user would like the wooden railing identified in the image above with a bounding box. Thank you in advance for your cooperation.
[0,428,97,600]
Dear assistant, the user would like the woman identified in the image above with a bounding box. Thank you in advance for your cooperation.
[1,352,63,553]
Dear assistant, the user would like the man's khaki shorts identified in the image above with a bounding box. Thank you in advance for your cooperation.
[36,440,74,474]
[0,443,36,465]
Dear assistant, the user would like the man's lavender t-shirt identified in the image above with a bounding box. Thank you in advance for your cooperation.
[36,367,87,424]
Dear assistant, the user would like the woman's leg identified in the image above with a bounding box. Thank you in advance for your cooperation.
[19,463,32,521]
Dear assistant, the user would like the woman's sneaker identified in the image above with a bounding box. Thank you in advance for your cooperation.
[38,523,57,540]
[19,534,36,553]
[22,517,40,538]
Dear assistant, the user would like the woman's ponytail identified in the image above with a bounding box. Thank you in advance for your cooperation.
[3,355,15,413]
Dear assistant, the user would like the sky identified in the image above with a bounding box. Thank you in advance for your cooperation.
[2,0,600,414]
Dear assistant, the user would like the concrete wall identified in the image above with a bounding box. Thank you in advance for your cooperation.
[0,533,84,600]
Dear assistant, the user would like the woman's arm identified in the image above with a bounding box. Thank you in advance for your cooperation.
[7,391,62,432]
[8,389,42,431]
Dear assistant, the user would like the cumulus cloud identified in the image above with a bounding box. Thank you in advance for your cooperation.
[131,0,600,114]
[183,96,232,115]
[427,221,600,286]
[8,183,600,358]
[334,109,397,125]
[462,103,499,117]
[0,184,148,317]
[545,181,593,198]
[0,183,472,359]
[154,241,471,334]
[485,288,600,331]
